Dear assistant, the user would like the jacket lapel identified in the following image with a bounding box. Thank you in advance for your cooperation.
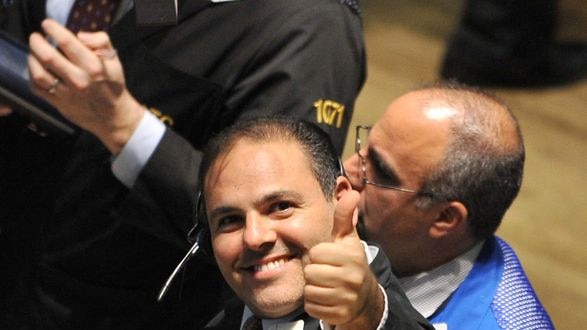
[301,317,320,330]
[204,298,244,329]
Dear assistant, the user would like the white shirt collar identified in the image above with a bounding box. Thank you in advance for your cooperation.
[241,307,305,330]
[398,240,485,318]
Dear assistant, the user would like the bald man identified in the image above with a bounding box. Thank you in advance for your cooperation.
[344,82,554,329]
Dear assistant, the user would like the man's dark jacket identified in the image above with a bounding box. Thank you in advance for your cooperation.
[0,0,365,329]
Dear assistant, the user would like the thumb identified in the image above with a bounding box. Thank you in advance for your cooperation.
[332,189,360,241]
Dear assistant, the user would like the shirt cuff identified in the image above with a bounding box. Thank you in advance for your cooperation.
[111,110,166,188]
[375,283,389,330]
[319,285,387,330]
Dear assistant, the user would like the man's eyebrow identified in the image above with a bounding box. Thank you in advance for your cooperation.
[208,206,240,224]
[253,190,305,208]
[207,190,305,220]
[368,147,402,185]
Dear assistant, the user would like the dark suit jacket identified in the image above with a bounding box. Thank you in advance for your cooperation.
[0,1,365,329]
[204,245,433,330]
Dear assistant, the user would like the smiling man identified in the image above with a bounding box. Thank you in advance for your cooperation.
[197,117,432,330]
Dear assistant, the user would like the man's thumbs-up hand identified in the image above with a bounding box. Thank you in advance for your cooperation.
[304,187,384,329]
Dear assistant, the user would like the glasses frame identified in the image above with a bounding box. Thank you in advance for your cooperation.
[354,125,421,194]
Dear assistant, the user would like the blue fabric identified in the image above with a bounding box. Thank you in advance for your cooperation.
[429,237,554,330]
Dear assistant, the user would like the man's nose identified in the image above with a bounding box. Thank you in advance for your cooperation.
[242,214,277,251]
[343,154,364,191]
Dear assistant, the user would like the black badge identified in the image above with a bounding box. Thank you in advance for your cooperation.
[135,0,177,26]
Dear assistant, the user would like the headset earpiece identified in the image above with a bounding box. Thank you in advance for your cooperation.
[187,191,213,258]
[158,191,213,302]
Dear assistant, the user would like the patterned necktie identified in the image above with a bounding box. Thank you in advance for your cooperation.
[66,0,121,34]
[242,315,262,330]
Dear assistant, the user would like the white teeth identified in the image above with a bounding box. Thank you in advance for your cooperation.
[253,258,286,272]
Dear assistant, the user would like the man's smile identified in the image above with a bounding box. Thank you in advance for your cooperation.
[240,254,297,277]
[252,257,288,273]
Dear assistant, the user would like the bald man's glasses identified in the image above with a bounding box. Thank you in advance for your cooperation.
[354,125,419,194]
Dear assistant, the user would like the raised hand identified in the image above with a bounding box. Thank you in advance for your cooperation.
[27,19,144,154]
[304,184,384,329]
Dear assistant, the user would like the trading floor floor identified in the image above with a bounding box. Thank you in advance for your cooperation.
[341,1,587,328]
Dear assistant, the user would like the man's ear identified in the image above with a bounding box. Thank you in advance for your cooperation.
[429,201,468,238]
[334,176,353,201]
